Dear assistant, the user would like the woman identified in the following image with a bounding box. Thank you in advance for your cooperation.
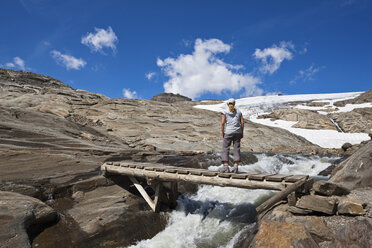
[220,98,244,173]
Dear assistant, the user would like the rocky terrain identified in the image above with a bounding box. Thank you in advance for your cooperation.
[0,68,371,247]
[259,90,372,134]
[243,141,372,248]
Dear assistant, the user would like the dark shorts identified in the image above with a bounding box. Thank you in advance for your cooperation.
[221,132,242,162]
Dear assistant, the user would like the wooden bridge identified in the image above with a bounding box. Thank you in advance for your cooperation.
[101,161,313,214]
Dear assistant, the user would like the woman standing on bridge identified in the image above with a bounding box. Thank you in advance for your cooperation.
[220,98,244,173]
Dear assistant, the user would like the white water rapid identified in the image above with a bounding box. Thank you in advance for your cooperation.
[127,153,338,248]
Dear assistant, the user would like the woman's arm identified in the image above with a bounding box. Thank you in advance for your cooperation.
[240,113,244,138]
[221,114,226,138]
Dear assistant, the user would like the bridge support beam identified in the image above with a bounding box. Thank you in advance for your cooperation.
[129,176,163,212]
[256,178,312,215]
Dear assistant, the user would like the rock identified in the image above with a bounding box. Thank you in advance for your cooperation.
[337,198,365,216]
[67,185,131,234]
[258,108,337,131]
[0,182,41,198]
[287,206,313,215]
[233,224,258,248]
[341,142,352,151]
[306,101,330,107]
[253,221,319,248]
[151,92,192,103]
[330,141,372,190]
[329,108,372,133]
[71,175,112,193]
[263,204,335,244]
[286,216,333,243]
[296,195,336,215]
[333,218,372,248]
[334,89,372,106]
[0,191,58,248]
[312,181,350,196]
[318,164,336,176]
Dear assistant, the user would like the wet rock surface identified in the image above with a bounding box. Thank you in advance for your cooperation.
[0,191,59,248]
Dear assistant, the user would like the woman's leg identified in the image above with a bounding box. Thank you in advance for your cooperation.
[221,134,233,172]
[221,134,233,162]
[232,133,242,173]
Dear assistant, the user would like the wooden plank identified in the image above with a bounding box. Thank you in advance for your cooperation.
[106,162,113,165]
[218,173,232,178]
[265,174,292,182]
[176,169,189,174]
[129,176,155,211]
[231,174,249,179]
[169,182,178,209]
[153,182,162,213]
[201,171,218,177]
[154,167,165,172]
[249,173,274,181]
[189,171,203,175]
[256,178,307,215]
[120,164,130,168]
[164,168,177,173]
[285,175,308,183]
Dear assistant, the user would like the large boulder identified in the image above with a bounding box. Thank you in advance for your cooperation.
[151,93,192,103]
[252,220,319,248]
[337,198,365,216]
[312,181,350,196]
[296,195,337,215]
[330,141,372,190]
[0,191,58,248]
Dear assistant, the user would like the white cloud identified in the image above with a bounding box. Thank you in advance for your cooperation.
[145,72,156,80]
[5,62,15,68]
[253,41,294,74]
[1,57,26,70]
[14,57,25,70]
[123,88,138,99]
[157,38,262,99]
[81,26,118,54]
[50,50,86,70]
[290,65,325,85]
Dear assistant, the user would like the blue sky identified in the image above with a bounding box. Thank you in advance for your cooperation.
[1,0,371,100]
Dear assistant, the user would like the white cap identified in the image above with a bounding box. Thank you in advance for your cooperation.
[227,98,235,105]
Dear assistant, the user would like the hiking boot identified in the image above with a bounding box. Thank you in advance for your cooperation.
[232,164,238,173]
[219,165,230,173]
